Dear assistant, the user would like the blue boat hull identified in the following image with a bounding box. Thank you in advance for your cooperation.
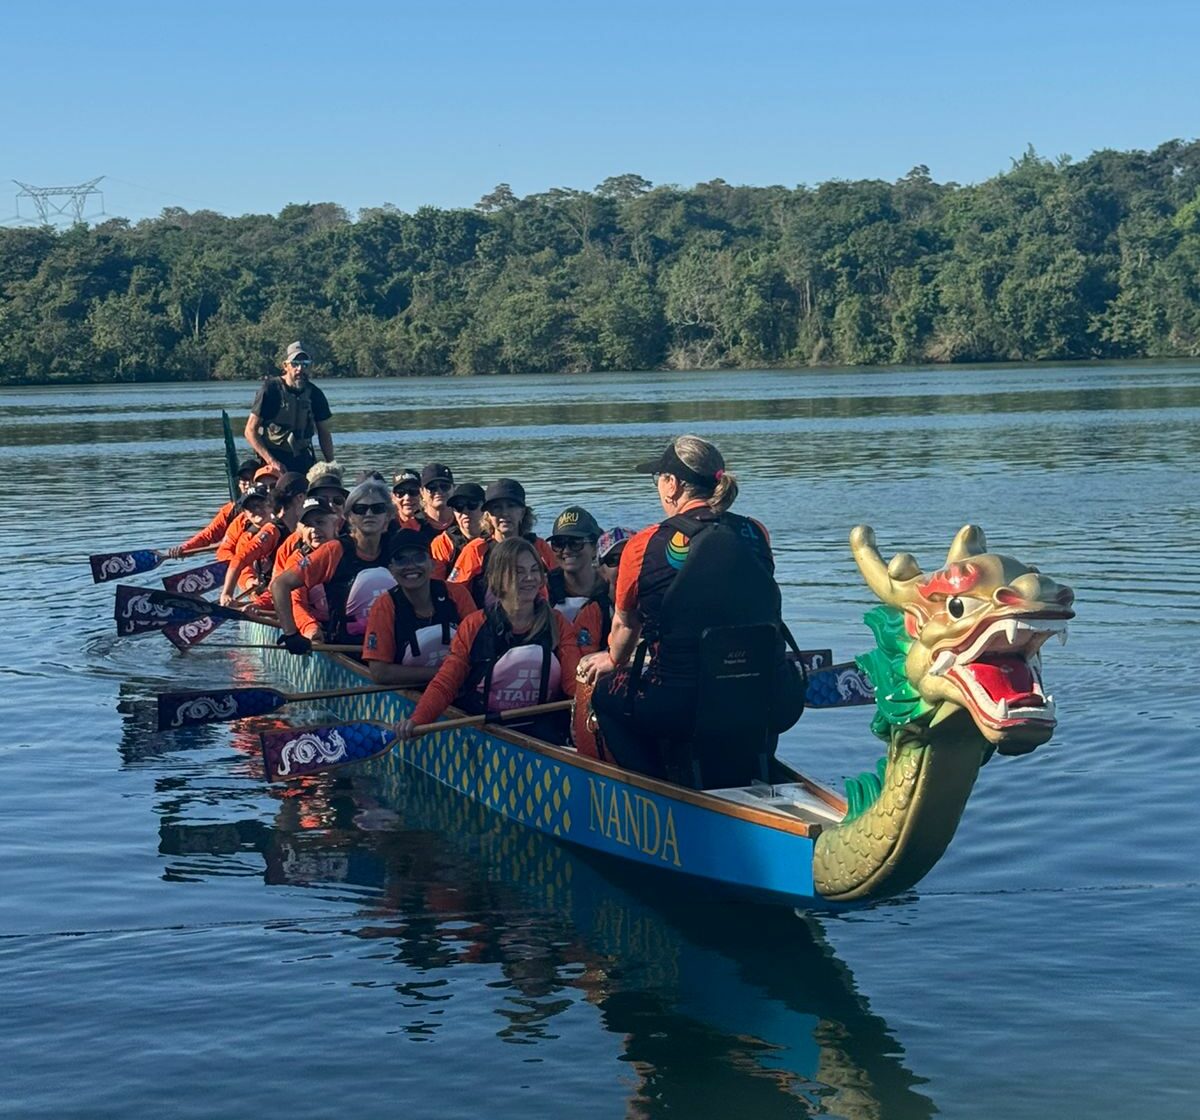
[247,623,844,909]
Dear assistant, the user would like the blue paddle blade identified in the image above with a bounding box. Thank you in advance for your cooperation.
[261,722,396,781]
[805,663,875,708]
[162,560,228,595]
[91,549,161,583]
[157,687,290,731]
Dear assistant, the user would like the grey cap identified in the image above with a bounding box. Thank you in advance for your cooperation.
[284,341,310,362]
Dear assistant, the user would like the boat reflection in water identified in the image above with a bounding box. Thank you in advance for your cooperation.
[157,754,933,1120]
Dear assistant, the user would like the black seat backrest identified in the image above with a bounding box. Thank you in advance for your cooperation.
[675,623,779,789]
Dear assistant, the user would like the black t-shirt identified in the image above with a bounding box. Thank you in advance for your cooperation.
[251,379,332,427]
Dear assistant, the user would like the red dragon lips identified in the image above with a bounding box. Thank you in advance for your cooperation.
[928,614,1071,750]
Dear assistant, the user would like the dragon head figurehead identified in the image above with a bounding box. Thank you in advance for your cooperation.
[850,525,1074,755]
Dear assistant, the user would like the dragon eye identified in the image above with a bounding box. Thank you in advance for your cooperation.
[945,595,987,620]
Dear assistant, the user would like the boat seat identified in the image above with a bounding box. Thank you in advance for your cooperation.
[662,623,780,790]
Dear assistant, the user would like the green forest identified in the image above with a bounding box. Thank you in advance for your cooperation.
[3,140,1200,385]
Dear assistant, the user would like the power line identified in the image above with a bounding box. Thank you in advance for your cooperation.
[8,176,106,226]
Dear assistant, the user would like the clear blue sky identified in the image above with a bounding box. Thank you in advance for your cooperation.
[2,0,1195,223]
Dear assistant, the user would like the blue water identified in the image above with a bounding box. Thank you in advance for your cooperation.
[2,364,1198,1118]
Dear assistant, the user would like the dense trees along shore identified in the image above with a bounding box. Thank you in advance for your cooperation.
[2,140,1200,385]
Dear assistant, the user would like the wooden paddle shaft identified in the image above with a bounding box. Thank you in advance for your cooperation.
[202,642,362,652]
[412,699,573,737]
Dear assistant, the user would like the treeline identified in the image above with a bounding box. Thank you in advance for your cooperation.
[3,140,1200,385]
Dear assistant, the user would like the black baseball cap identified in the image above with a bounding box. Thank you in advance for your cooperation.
[298,497,337,524]
[238,484,272,510]
[420,462,454,487]
[236,457,262,479]
[484,478,526,509]
[634,441,719,487]
[274,472,309,503]
[551,506,601,540]
[387,529,432,563]
[308,476,349,498]
[448,482,485,510]
[392,468,421,493]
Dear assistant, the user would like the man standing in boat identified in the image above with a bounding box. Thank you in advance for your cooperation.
[244,341,335,475]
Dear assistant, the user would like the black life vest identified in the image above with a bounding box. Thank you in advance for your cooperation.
[388,580,461,664]
[458,604,558,716]
[441,522,471,567]
[259,376,317,457]
[547,568,613,648]
[326,540,388,641]
[250,518,289,585]
[636,508,780,684]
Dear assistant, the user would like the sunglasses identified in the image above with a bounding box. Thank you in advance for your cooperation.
[549,536,590,553]
[424,480,453,494]
[450,500,482,512]
[288,359,312,368]
[350,502,390,516]
[393,486,420,498]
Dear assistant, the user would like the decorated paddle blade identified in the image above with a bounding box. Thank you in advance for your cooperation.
[805,663,875,708]
[163,615,225,649]
[114,585,208,635]
[162,560,228,595]
[91,549,162,583]
[261,721,395,781]
[114,585,249,636]
[158,687,290,731]
[792,648,833,673]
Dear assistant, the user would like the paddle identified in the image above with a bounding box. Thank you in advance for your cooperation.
[804,661,874,708]
[161,559,228,595]
[790,647,832,672]
[90,544,217,584]
[113,585,271,636]
[172,641,362,654]
[158,682,400,731]
[163,614,226,649]
[222,410,240,503]
[260,700,575,781]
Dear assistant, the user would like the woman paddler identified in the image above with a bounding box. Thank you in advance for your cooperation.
[419,463,456,533]
[166,457,260,558]
[271,476,394,652]
[287,497,340,641]
[430,482,486,579]
[215,466,279,563]
[395,538,580,743]
[218,472,309,607]
[361,529,477,686]
[545,506,612,656]
[447,478,557,608]
[576,435,802,782]
[391,468,438,541]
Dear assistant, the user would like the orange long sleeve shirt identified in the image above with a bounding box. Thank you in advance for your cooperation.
[408,608,579,726]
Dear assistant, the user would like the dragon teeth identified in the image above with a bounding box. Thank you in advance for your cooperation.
[997,698,1009,719]
[1058,628,1068,646]
[1003,619,1018,644]
[930,650,956,676]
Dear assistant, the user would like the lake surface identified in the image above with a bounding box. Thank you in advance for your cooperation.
[2,363,1198,1118]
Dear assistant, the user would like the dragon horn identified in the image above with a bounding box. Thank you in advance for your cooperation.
[945,524,988,564]
[850,525,923,608]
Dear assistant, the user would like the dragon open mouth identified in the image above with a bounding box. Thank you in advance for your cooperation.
[930,615,1070,730]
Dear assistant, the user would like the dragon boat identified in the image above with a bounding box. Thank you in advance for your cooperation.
[249,523,1073,910]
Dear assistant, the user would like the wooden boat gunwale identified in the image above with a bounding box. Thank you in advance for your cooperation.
[287,633,848,838]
